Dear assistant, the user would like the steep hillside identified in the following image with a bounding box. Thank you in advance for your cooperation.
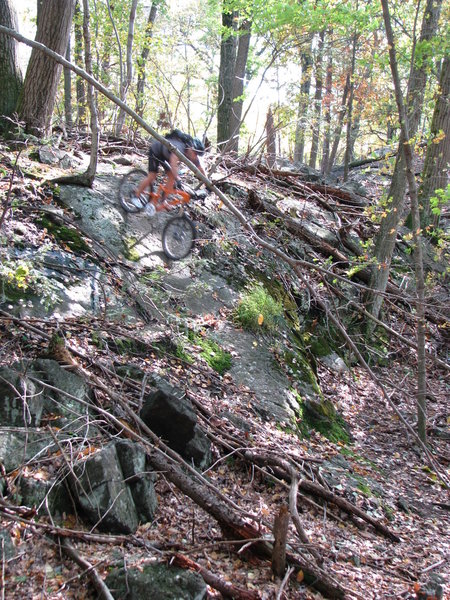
[0,137,448,599]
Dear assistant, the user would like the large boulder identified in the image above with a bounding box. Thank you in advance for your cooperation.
[71,441,158,534]
[71,443,139,534]
[105,563,207,600]
[115,439,157,523]
[0,359,93,431]
[0,365,42,427]
[140,377,211,469]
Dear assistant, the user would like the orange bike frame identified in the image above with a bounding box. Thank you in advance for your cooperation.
[149,181,191,212]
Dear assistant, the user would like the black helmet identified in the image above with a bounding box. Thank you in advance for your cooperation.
[191,137,205,155]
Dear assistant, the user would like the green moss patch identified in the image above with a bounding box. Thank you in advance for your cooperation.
[38,216,90,254]
[188,331,232,375]
[123,238,141,262]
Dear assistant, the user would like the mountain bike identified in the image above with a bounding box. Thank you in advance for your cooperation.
[118,168,199,260]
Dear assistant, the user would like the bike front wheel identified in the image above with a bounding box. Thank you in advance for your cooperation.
[162,215,196,260]
[118,168,147,213]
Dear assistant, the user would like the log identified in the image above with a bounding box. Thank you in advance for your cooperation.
[244,451,401,542]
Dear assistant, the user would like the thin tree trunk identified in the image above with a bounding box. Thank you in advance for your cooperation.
[380,0,427,444]
[321,41,333,174]
[74,0,86,129]
[82,0,99,183]
[328,73,349,172]
[115,0,138,136]
[136,4,158,119]
[64,38,73,132]
[294,44,312,163]
[309,31,324,170]
[265,106,276,168]
[55,0,98,187]
[343,31,357,181]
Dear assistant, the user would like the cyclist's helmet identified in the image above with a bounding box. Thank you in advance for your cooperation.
[191,137,205,155]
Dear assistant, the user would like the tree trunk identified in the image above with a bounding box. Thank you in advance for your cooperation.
[265,107,276,168]
[420,55,450,227]
[55,0,98,187]
[308,31,324,170]
[17,0,75,137]
[136,4,158,119]
[74,0,86,129]
[0,0,23,129]
[321,42,333,174]
[227,18,251,154]
[217,10,237,151]
[366,0,443,323]
[81,0,99,184]
[115,0,138,136]
[293,45,312,163]
[343,31,357,182]
[380,0,427,444]
[64,38,73,132]
[328,73,349,172]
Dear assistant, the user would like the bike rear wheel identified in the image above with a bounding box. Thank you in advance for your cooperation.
[118,168,147,213]
[162,215,196,260]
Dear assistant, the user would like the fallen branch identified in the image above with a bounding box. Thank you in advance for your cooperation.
[243,451,401,542]
[58,538,114,600]
[289,475,322,564]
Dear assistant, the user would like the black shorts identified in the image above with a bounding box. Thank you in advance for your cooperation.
[148,141,171,173]
[148,139,187,173]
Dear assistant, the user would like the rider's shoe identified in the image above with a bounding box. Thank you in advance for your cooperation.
[130,194,146,209]
[144,202,156,217]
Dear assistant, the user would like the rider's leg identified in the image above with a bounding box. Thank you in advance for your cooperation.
[165,153,180,192]
[135,172,156,198]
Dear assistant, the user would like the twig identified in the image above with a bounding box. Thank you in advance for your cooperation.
[0,144,24,229]
[275,565,294,600]
[1,537,5,600]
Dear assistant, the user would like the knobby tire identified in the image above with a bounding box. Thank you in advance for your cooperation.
[118,168,147,213]
[162,215,196,260]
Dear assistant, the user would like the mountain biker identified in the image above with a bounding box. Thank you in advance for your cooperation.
[131,129,206,209]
